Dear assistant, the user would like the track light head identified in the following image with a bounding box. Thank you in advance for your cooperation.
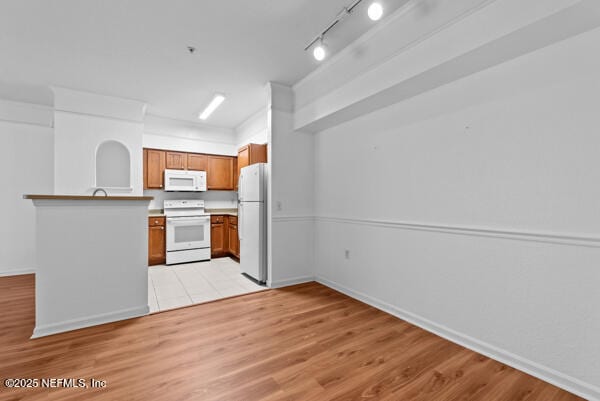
[313,40,327,61]
[368,2,383,21]
[305,0,385,61]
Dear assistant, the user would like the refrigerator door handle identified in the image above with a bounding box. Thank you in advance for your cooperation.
[238,203,243,241]
[238,173,243,202]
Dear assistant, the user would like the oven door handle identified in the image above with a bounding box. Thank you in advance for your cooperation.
[167,217,210,223]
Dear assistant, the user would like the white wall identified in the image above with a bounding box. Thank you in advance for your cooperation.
[142,114,240,210]
[32,198,149,337]
[267,83,315,288]
[294,0,600,132]
[144,114,237,156]
[53,88,146,195]
[235,108,268,148]
[312,24,600,401]
[54,112,144,195]
[0,106,54,275]
[145,190,237,211]
[0,90,241,274]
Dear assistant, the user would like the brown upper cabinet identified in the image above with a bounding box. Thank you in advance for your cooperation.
[166,151,187,170]
[233,157,238,192]
[187,153,208,171]
[144,148,236,191]
[237,145,250,173]
[237,143,267,189]
[207,156,234,190]
[144,149,166,189]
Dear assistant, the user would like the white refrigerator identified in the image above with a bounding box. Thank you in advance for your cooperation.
[238,163,267,283]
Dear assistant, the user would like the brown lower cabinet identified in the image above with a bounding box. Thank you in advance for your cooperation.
[149,214,238,266]
[228,216,239,258]
[210,215,227,257]
[211,215,239,259]
[148,217,166,266]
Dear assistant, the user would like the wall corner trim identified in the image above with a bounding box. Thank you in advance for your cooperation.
[272,215,315,223]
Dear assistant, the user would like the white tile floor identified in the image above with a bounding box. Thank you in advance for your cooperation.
[148,257,267,313]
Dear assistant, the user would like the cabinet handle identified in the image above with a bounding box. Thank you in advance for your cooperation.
[160,227,164,230]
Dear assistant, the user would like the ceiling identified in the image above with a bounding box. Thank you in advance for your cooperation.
[0,0,407,128]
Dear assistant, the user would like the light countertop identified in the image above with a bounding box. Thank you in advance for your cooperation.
[148,208,237,217]
[25,194,153,201]
[205,208,238,216]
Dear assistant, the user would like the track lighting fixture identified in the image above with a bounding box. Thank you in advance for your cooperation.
[368,2,383,21]
[305,0,385,61]
[313,38,327,61]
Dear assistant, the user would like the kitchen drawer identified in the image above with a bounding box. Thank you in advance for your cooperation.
[149,216,166,226]
[228,216,237,225]
[211,215,225,224]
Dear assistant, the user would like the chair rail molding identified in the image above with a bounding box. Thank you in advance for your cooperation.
[272,215,315,223]
[315,215,600,248]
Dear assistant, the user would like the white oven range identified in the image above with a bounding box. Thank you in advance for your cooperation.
[164,200,211,265]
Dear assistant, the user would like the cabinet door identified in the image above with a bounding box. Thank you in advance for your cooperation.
[207,156,234,190]
[145,149,166,189]
[187,153,208,171]
[237,144,267,190]
[233,157,238,191]
[166,151,187,170]
[148,225,166,265]
[223,215,229,253]
[228,224,239,258]
[211,223,225,257]
[237,146,250,188]
[238,146,250,169]
[249,143,267,165]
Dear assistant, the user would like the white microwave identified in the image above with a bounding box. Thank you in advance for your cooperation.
[164,169,207,192]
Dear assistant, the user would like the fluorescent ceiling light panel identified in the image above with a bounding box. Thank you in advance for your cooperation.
[199,94,225,120]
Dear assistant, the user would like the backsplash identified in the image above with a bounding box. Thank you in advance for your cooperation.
[144,190,237,210]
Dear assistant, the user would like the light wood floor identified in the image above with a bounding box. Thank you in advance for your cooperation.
[0,275,582,401]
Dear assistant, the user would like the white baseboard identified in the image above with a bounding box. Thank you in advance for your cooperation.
[268,275,315,289]
[316,276,600,401]
[0,268,35,277]
[32,305,149,339]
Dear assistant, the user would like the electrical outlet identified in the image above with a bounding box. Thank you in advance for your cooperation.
[344,249,350,259]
